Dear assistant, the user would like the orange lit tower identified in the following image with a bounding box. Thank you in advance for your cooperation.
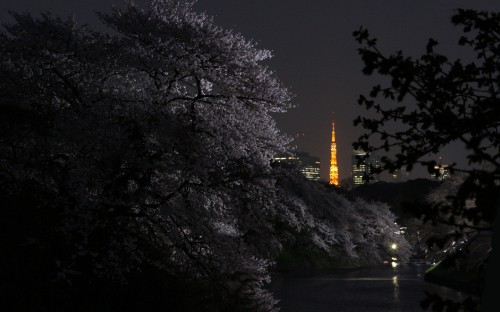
[329,113,339,185]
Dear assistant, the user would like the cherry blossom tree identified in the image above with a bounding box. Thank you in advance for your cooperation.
[0,1,409,310]
[273,166,411,267]
[1,1,292,310]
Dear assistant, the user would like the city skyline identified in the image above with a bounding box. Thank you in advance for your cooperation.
[193,0,500,181]
[3,1,500,181]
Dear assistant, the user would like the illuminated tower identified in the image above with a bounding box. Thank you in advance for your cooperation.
[329,113,339,185]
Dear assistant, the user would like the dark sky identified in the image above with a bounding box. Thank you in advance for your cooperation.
[2,0,500,181]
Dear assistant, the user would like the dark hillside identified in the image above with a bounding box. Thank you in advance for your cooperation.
[349,179,440,221]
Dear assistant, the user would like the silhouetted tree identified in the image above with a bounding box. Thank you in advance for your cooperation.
[353,9,500,311]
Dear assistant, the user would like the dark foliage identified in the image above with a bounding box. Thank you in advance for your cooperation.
[349,179,440,218]
[353,9,500,311]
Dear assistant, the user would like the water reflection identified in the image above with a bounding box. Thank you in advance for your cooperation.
[270,265,465,312]
[392,275,399,304]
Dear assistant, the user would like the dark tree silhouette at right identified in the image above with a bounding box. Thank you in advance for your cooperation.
[353,9,500,312]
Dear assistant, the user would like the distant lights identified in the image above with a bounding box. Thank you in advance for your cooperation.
[329,113,339,186]
[391,243,398,250]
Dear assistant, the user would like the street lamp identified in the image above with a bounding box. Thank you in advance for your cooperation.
[390,243,398,268]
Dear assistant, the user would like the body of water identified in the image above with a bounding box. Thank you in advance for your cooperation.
[270,264,465,312]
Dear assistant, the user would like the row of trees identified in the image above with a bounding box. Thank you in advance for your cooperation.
[0,1,407,311]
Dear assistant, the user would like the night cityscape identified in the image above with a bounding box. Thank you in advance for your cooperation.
[1,1,499,311]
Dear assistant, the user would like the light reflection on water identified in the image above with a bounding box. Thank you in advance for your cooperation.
[392,275,399,304]
[270,264,466,312]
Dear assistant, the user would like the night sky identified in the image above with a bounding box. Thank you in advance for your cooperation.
[2,0,500,181]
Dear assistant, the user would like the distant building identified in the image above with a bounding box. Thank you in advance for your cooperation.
[391,167,410,182]
[351,150,381,186]
[430,164,451,181]
[274,152,321,181]
[428,157,452,181]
